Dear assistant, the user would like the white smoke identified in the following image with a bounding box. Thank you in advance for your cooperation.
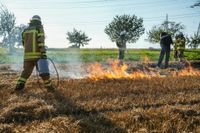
[9,50,23,72]
[7,48,88,79]
[48,48,87,79]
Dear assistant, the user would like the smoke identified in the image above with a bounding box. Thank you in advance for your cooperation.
[7,48,88,79]
[48,48,87,79]
[9,49,23,72]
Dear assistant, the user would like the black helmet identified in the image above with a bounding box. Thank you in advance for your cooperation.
[179,32,184,37]
[31,15,41,22]
[160,32,167,37]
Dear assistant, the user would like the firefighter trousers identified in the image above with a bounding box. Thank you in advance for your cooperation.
[16,60,52,88]
[157,48,170,68]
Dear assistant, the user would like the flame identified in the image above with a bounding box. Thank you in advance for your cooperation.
[172,61,200,76]
[173,66,200,76]
[87,60,158,80]
[87,60,200,80]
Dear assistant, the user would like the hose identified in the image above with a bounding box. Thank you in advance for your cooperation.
[47,57,60,88]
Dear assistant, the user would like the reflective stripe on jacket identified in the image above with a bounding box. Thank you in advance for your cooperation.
[22,24,46,60]
[175,37,186,50]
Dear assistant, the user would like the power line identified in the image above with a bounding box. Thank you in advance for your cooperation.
[46,14,199,26]
[12,0,181,10]
[16,0,134,5]
[3,0,199,30]
[14,8,198,26]
[5,0,196,21]
[197,22,200,36]
[15,0,173,5]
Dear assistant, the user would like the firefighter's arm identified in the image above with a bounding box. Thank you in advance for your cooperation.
[181,38,186,48]
[181,38,186,44]
[37,26,45,48]
[37,26,46,54]
[169,36,173,45]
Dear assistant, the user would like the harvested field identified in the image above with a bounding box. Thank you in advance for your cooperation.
[0,62,200,133]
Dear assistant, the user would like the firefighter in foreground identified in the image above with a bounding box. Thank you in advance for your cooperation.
[174,32,186,62]
[15,15,54,92]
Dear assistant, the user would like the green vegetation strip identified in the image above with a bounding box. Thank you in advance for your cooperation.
[0,48,200,64]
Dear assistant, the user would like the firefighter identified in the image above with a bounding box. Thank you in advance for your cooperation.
[15,15,54,92]
[174,32,186,62]
[157,32,173,69]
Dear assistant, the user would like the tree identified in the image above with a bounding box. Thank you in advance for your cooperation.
[0,5,26,53]
[0,5,15,52]
[105,14,145,60]
[191,0,200,8]
[66,28,91,48]
[147,21,185,43]
[187,33,200,49]
[13,24,27,47]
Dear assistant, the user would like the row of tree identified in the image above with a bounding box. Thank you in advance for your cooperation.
[147,21,200,49]
[0,3,200,54]
[67,16,200,49]
[60,0,200,50]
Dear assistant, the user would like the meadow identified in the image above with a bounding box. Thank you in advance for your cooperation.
[0,48,200,64]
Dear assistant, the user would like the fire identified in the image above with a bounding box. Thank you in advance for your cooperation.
[87,60,157,80]
[172,66,200,77]
[87,60,200,80]
[172,61,200,76]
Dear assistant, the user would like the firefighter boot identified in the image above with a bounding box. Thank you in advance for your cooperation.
[15,83,25,91]
[46,85,55,92]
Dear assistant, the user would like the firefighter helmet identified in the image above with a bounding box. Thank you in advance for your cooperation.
[178,32,184,37]
[31,15,41,22]
[176,32,184,38]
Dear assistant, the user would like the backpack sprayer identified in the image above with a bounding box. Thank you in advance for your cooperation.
[36,57,59,89]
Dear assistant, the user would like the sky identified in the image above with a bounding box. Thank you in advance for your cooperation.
[1,0,200,49]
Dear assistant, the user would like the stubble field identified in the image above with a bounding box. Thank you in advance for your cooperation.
[0,61,200,133]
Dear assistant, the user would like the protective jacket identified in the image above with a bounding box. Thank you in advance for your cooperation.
[175,37,186,50]
[22,20,46,60]
[160,34,173,51]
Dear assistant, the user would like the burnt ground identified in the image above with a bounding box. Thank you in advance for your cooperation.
[0,61,200,133]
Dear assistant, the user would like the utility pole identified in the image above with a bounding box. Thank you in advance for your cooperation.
[165,14,169,32]
[197,22,200,36]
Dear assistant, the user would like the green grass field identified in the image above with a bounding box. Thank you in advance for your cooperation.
[0,48,200,64]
